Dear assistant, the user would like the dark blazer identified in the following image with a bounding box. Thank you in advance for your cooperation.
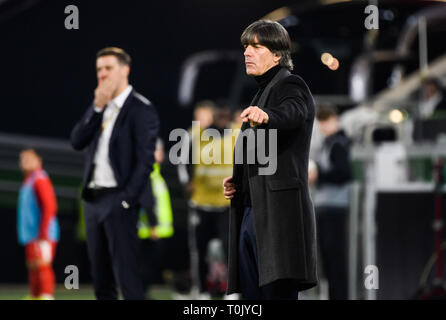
[227,68,318,293]
[71,89,160,208]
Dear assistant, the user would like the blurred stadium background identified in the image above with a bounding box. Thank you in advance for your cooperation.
[1,0,446,300]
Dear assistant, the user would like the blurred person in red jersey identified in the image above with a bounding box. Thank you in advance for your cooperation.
[18,148,59,300]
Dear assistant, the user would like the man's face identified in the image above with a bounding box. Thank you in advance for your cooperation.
[194,108,214,129]
[96,55,129,92]
[19,150,41,174]
[318,116,339,137]
[244,36,280,76]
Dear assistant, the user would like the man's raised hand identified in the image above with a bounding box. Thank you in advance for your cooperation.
[94,78,114,109]
[240,106,269,127]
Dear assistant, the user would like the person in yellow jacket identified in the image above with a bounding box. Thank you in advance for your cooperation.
[138,139,174,240]
[177,102,235,298]
[138,138,174,298]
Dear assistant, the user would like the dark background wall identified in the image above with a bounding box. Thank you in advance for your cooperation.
[376,192,446,300]
[0,0,301,285]
[0,0,298,142]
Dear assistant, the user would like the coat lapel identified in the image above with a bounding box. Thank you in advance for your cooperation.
[241,67,291,133]
[237,68,290,151]
[256,68,290,111]
[110,89,134,144]
[239,88,261,132]
[232,68,291,186]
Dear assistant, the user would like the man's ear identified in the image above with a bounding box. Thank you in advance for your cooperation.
[123,65,130,77]
[273,53,281,64]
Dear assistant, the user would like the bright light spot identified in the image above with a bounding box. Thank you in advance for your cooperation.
[321,52,333,66]
[328,58,339,70]
[389,109,404,123]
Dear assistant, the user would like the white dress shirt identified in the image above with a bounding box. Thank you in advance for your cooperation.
[89,85,133,188]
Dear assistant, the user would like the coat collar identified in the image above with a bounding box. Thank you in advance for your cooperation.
[109,88,135,143]
[111,85,133,109]
[240,68,290,132]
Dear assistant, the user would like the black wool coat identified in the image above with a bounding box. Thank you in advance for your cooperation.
[227,68,318,294]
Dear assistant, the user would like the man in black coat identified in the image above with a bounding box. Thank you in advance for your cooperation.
[71,47,159,299]
[223,20,318,299]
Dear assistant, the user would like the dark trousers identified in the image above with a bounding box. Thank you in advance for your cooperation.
[316,206,348,300]
[194,208,229,293]
[138,238,165,296]
[238,207,299,300]
[84,190,145,300]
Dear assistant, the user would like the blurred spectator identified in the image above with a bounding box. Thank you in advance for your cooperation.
[177,101,233,299]
[418,77,446,119]
[214,107,232,131]
[231,109,244,130]
[309,104,352,300]
[18,148,59,300]
[138,138,174,299]
[178,101,215,195]
[194,101,215,129]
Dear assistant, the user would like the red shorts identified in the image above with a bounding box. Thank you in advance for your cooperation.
[25,241,57,264]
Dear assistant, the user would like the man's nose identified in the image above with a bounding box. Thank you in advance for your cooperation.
[244,46,252,57]
[98,70,107,79]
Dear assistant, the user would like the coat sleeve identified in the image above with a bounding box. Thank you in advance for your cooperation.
[264,77,310,130]
[70,104,103,151]
[121,104,160,206]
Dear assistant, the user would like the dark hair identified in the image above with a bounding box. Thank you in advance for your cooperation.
[20,147,42,161]
[96,47,131,66]
[195,100,217,112]
[241,20,293,71]
[316,104,338,121]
